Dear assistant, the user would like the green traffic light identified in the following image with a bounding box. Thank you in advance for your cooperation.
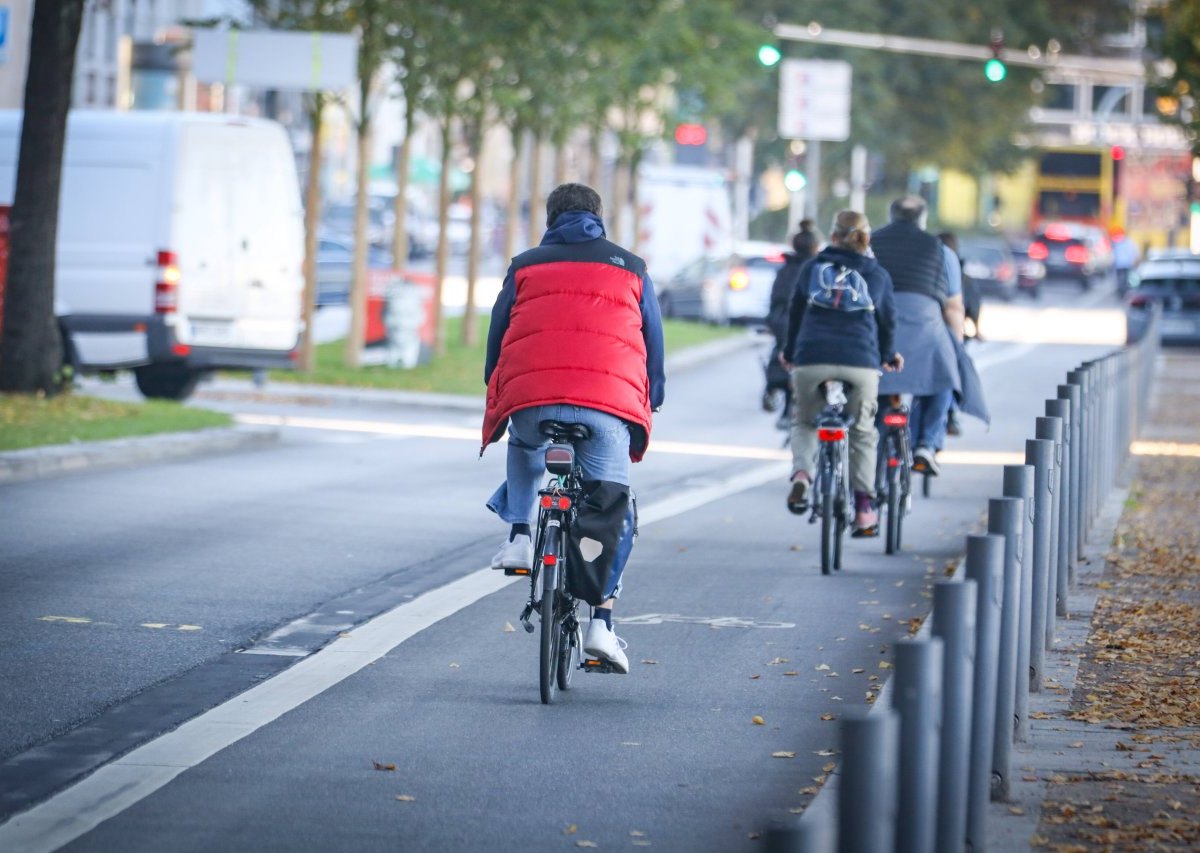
[758,44,782,67]
[784,169,807,192]
[984,58,1007,82]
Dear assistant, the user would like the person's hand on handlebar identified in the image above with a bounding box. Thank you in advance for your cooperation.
[882,353,904,373]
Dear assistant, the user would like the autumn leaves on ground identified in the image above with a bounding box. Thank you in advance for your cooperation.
[1034,355,1200,851]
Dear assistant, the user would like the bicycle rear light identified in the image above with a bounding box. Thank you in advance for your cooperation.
[818,428,846,441]
[539,495,572,510]
[542,554,557,566]
[883,413,908,427]
[545,445,574,474]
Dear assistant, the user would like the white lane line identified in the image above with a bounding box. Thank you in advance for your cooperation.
[0,461,786,853]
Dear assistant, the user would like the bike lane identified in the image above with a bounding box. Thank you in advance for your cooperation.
[3,339,1111,852]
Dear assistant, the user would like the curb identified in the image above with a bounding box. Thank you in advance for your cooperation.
[0,426,280,485]
[192,330,764,411]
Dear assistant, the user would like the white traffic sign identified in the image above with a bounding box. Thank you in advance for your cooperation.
[192,29,357,91]
[778,59,852,141]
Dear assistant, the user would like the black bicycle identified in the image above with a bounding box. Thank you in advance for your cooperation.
[808,381,854,575]
[876,394,913,555]
[508,420,621,704]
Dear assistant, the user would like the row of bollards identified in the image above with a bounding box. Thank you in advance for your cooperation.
[768,308,1161,853]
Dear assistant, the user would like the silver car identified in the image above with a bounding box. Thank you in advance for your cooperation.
[657,241,790,325]
[1125,253,1200,346]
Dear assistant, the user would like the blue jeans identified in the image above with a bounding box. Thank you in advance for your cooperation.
[909,389,954,452]
[487,404,634,599]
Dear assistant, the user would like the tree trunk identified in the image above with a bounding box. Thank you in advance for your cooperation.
[587,127,603,194]
[462,120,484,348]
[299,94,325,373]
[630,148,644,254]
[528,132,545,245]
[504,127,524,262]
[344,117,371,368]
[432,116,453,355]
[0,0,85,394]
[611,156,628,247]
[391,95,415,270]
[553,138,569,186]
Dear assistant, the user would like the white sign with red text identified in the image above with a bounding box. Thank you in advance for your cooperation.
[778,59,852,141]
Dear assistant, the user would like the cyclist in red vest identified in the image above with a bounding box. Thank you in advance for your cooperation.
[481,183,666,673]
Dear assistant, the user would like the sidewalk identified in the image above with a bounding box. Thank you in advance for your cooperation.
[987,351,1200,850]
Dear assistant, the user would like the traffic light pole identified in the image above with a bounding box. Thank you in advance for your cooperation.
[773,22,1146,83]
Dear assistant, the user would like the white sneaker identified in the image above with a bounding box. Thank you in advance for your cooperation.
[490,533,533,570]
[584,618,629,674]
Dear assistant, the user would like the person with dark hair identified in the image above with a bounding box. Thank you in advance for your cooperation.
[481,183,665,674]
[783,210,902,535]
[871,196,965,476]
[764,219,822,422]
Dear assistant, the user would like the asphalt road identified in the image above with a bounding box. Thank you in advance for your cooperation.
[0,283,1124,850]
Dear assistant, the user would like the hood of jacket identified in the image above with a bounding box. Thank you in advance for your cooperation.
[542,210,606,244]
[815,244,879,275]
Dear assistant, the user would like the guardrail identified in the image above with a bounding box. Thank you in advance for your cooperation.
[767,307,1161,853]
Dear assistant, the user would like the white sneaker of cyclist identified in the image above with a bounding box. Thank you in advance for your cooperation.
[490,533,533,570]
[584,619,629,674]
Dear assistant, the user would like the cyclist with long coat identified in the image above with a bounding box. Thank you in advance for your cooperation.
[784,210,902,535]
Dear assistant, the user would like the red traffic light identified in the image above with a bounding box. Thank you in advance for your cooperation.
[674,123,707,146]
[1111,145,1125,161]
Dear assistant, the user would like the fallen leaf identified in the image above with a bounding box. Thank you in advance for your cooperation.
[395,794,415,802]
[1070,741,1084,748]
[822,762,836,772]
[1008,806,1025,816]
[768,657,789,665]
[816,663,831,671]
[640,659,657,665]
[449,662,460,669]
[772,751,797,759]
[879,661,893,669]
[503,622,516,633]
[373,761,397,771]
[783,671,800,676]
[630,831,646,838]
[852,668,865,674]
[789,807,804,814]
[748,832,761,840]
[576,842,598,849]
[800,786,820,795]
[820,713,835,721]
[815,749,836,756]
[750,674,761,680]
[752,715,765,726]
[564,824,578,835]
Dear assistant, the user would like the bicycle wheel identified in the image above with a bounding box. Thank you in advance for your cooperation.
[539,524,561,705]
[819,451,835,576]
[557,615,579,690]
[886,457,902,555]
[834,446,848,571]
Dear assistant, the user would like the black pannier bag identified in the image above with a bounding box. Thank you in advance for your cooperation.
[565,480,632,606]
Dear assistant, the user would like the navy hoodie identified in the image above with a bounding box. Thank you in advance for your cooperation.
[784,245,898,370]
[485,210,666,409]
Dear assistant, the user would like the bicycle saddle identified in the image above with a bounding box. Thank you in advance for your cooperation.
[538,420,592,442]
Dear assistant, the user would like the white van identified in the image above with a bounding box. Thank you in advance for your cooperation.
[0,111,304,399]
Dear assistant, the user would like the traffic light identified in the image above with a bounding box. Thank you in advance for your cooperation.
[673,124,707,146]
[758,43,782,67]
[784,167,807,192]
[985,30,1006,82]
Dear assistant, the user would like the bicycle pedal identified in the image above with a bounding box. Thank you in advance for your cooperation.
[579,658,619,674]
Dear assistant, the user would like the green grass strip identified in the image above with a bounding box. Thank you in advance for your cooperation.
[0,392,231,452]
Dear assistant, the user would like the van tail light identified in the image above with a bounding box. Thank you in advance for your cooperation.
[1027,242,1049,261]
[729,268,750,290]
[1064,245,1089,264]
[817,427,846,442]
[155,250,181,313]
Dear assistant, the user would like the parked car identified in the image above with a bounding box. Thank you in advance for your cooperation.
[958,237,1019,301]
[656,241,790,325]
[1027,222,1114,291]
[1125,253,1200,346]
[321,196,434,259]
[315,238,393,307]
[0,110,305,400]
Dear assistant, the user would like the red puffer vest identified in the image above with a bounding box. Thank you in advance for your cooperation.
[481,241,652,461]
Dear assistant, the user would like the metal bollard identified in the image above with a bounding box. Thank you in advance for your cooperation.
[1039,406,1067,639]
[1001,466,1034,744]
[988,496,1024,801]
[1056,383,1084,583]
[965,534,1004,851]
[1070,367,1089,561]
[839,709,899,853]
[932,579,977,853]
[894,637,944,853]
[1025,437,1055,694]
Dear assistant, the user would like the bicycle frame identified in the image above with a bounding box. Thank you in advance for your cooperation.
[809,381,854,574]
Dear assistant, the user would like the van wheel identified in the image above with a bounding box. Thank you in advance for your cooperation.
[135,364,203,401]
